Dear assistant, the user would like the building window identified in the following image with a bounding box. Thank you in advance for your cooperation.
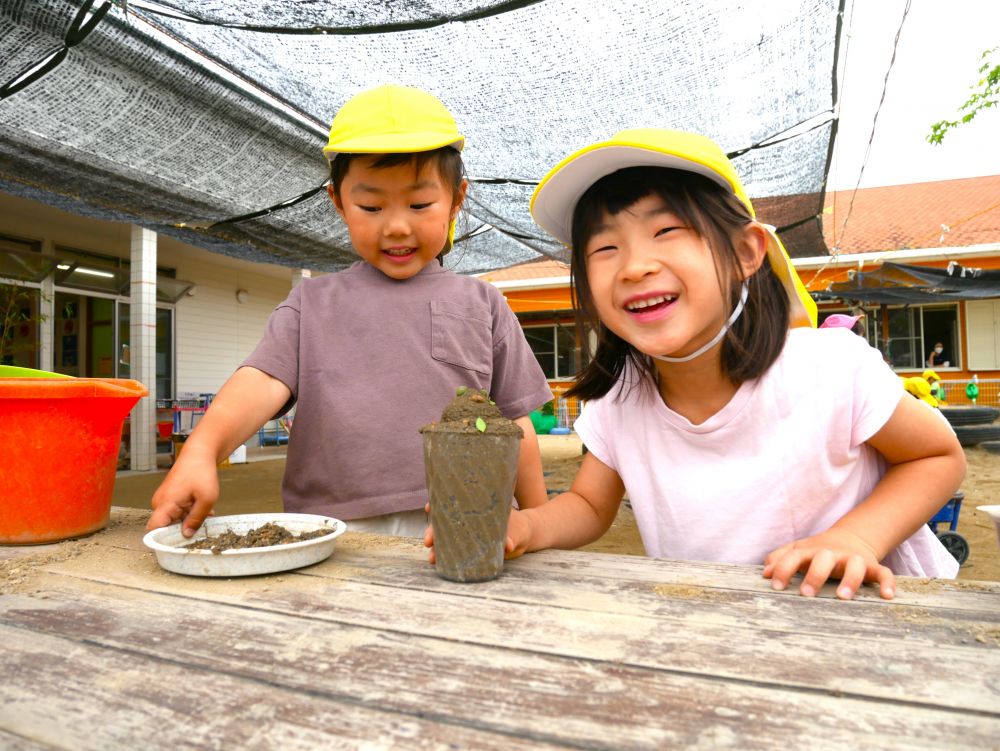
[523,323,579,380]
[885,304,959,370]
[0,282,42,368]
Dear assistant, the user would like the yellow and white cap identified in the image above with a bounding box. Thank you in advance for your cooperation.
[529,128,817,328]
[323,84,464,158]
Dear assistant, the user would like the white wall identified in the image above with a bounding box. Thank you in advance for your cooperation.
[170,252,292,394]
[0,191,299,396]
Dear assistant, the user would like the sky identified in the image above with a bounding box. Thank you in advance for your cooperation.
[828,0,1000,190]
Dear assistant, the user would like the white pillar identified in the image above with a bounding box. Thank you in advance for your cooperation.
[39,239,55,371]
[291,268,311,288]
[129,225,157,471]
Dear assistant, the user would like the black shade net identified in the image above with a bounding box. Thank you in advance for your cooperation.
[0,0,843,273]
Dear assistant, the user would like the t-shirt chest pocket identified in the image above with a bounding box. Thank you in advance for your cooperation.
[430,301,492,375]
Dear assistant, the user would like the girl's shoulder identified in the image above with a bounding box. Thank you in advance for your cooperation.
[776,327,896,393]
[784,326,877,363]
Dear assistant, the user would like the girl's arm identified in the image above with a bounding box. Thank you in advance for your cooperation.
[506,451,626,555]
[765,394,965,600]
[511,416,548,509]
[147,366,292,536]
[424,450,625,564]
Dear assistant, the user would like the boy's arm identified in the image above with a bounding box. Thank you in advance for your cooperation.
[765,395,965,599]
[147,366,292,536]
[512,415,547,509]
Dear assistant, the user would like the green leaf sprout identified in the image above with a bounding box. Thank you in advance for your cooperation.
[475,417,487,432]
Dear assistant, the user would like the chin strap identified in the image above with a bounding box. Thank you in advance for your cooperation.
[651,281,749,364]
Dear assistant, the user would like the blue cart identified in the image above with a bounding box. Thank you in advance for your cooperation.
[928,491,969,564]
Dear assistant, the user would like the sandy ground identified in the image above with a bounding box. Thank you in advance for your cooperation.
[112,435,1000,582]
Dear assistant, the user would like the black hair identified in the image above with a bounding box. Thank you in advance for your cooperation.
[329,147,466,258]
[565,166,789,403]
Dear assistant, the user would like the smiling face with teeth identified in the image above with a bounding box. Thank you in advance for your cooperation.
[583,192,736,363]
[331,154,467,280]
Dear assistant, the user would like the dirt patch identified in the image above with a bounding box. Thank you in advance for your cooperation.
[183,522,335,554]
[652,583,730,602]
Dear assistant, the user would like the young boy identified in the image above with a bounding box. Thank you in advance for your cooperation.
[148,85,552,537]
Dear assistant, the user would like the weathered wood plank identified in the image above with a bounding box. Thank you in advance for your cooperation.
[29,552,1000,715]
[95,510,1000,610]
[325,534,1000,611]
[306,543,1000,646]
[2,589,998,750]
[55,537,1000,667]
[0,623,568,751]
[0,729,56,750]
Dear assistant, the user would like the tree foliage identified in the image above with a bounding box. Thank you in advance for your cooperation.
[928,47,999,145]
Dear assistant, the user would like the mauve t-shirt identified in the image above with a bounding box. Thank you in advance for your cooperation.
[241,261,552,519]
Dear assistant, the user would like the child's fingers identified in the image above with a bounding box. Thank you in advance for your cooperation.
[423,521,437,564]
[146,502,182,531]
[834,555,868,600]
[767,550,806,591]
[799,549,838,597]
[762,544,791,578]
[180,497,214,537]
[871,565,896,600]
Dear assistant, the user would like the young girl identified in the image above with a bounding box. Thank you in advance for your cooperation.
[148,85,552,538]
[443,128,964,599]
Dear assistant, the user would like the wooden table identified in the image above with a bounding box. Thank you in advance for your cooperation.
[1,508,999,749]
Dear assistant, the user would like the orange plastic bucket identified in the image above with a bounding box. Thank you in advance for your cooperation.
[0,378,148,544]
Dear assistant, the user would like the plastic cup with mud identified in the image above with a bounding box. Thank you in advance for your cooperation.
[420,387,523,582]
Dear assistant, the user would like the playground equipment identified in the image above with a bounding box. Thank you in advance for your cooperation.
[928,491,970,565]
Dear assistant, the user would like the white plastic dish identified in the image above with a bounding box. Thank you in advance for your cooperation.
[142,513,346,577]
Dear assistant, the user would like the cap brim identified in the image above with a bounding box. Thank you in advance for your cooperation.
[324,132,464,159]
[530,144,733,245]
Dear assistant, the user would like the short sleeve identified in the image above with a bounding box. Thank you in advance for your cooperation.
[240,284,302,398]
[573,395,618,473]
[487,291,552,418]
[843,333,905,446]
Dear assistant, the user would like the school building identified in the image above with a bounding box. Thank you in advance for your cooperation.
[2,174,999,467]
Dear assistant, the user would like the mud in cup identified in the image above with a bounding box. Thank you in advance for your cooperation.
[421,388,523,582]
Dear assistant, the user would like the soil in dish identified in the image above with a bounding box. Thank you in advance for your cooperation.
[184,522,333,555]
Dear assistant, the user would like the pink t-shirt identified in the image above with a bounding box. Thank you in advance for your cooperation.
[242,261,552,520]
[575,327,959,578]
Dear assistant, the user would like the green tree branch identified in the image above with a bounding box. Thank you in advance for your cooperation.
[927,47,998,145]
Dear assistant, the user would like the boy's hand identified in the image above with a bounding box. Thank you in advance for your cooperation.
[423,505,534,564]
[763,528,895,600]
[147,448,220,537]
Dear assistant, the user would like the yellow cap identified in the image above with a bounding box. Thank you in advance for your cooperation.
[529,128,817,328]
[922,369,940,382]
[903,377,938,407]
[323,84,464,159]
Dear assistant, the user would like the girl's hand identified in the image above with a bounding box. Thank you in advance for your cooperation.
[423,505,534,564]
[503,508,534,559]
[763,528,896,600]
